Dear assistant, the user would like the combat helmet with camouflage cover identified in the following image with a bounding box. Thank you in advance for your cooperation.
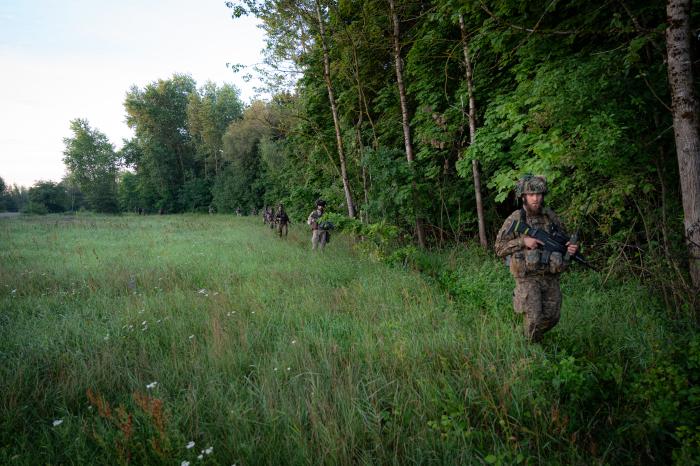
[515,175,548,198]
[315,198,327,207]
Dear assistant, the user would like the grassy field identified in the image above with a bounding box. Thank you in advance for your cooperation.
[0,214,697,465]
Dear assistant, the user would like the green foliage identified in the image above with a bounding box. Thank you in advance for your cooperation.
[178,178,212,213]
[630,336,700,464]
[62,119,120,213]
[187,81,244,179]
[0,176,6,211]
[124,74,199,212]
[2,184,28,212]
[26,181,68,214]
[117,172,140,213]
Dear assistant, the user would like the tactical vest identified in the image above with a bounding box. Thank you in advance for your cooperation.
[507,208,566,277]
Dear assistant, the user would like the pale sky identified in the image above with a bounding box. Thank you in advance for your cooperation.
[0,0,266,187]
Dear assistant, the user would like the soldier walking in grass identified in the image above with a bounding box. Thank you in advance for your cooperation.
[494,175,580,342]
[307,199,328,250]
[264,206,275,229]
[275,203,290,238]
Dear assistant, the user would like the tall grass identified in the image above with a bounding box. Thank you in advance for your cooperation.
[0,214,696,465]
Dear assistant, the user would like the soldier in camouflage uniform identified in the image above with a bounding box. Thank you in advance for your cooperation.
[494,175,579,342]
[275,203,290,238]
[307,199,328,250]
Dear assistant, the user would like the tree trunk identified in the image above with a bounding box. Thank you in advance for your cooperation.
[459,13,488,249]
[665,0,700,289]
[356,102,370,223]
[388,0,426,247]
[315,1,356,218]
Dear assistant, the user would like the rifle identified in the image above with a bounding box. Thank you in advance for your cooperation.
[506,210,595,270]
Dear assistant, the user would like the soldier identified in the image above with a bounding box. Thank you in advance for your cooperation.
[275,203,290,238]
[235,206,242,216]
[494,175,579,342]
[307,199,328,250]
[266,206,275,229]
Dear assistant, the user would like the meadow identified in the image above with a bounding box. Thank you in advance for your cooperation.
[0,214,697,465]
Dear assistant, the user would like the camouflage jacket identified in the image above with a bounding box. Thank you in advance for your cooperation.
[307,210,323,230]
[276,211,289,224]
[495,207,568,277]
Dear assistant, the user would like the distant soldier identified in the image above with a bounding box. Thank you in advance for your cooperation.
[275,203,290,238]
[266,207,275,229]
[208,205,215,215]
[235,206,242,216]
[307,199,329,250]
[494,175,579,342]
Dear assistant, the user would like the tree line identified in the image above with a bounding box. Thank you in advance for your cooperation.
[2,0,698,297]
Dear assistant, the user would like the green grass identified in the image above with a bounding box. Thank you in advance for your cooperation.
[0,214,697,465]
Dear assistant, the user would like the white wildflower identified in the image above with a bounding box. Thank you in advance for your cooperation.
[291,340,297,344]
[146,381,158,389]
[204,446,213,455]
[186,441,195,449]
[188,335,195,340]
[197,454,203,460]
[141,321,147,326]
[287,367,291,371]
[198,289,207,294]
[181,461,190,466]
[52,419,63,427]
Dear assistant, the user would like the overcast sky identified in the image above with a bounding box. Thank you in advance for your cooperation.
[0,0,266,187]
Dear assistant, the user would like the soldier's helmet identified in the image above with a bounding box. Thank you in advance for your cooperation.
[515,175,547,197]
[316,199,327,207]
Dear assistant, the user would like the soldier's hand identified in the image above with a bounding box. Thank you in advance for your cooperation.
[566,242,579,256]
[523,236,543,249]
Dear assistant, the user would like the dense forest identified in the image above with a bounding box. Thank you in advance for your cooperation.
[2,0,698,301]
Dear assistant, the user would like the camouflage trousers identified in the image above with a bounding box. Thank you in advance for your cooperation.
[311,229,327,250]
[277,222,288,237]
[512,275,562,342]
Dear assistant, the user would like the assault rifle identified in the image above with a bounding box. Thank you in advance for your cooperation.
[506,211,595,270]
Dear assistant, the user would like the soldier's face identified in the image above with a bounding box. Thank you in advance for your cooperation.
[523,193,543,213]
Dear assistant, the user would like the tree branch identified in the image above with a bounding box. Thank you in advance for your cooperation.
[479,2,577,36]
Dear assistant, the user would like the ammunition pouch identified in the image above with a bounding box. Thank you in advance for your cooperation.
[549,251,566,273]
[525,249,542,273]
[509,252,527,278]
[510,248,566,277]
